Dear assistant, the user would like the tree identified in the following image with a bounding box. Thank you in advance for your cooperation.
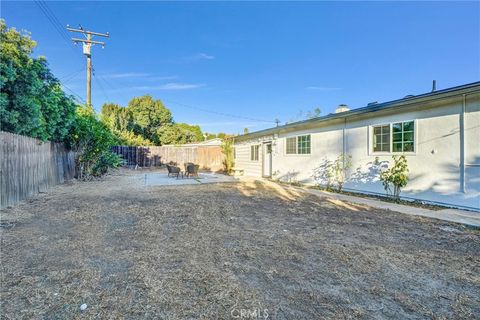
[127,95,172,144]
[175,123,203,142]
[156,123,203,145]
[67,105,122,179]
[0,19,76,142]
[379,155,409,201]
[307,107,321,119]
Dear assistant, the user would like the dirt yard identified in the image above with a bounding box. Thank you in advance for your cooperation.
[1,169,479,319]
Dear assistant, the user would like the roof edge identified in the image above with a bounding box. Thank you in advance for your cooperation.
[235,81,480,141]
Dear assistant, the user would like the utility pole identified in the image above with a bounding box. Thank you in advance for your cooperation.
[67,25,109,107]
[275,118,281,127]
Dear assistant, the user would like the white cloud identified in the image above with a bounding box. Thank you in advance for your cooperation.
[184,52,215,61]
[305,86,342,91]
[134,83,206,90]
[100,73,178,81]
[101,72,150,79]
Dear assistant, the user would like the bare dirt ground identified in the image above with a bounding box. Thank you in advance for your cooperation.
[1,169,479,319]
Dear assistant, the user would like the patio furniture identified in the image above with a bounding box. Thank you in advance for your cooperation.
[184,162,194,173]
[185,163,200,178]
[166,164,182,178]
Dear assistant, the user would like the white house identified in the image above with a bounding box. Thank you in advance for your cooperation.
[233,82,480,211]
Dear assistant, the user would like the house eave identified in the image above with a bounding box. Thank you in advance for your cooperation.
[234,81,480,142]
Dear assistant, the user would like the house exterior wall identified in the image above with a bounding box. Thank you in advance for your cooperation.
[234,92,480,210]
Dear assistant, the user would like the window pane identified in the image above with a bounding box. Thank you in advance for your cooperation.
[392,132,402,142]
[372,125,390,153]
[403,121,414,132]
[286,137,296,154]
[381,133,390,144]
[403,132,414,142]
[403,142,414,152]
[297,135,311,154]
[393,142,403,152]
[392,123,402,133]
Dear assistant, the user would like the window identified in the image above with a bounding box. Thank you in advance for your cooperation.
[250,145,260,161]
[286,135,311,155]
[298,135,311,154]
[372,121,415,153]
[286,137,297,154]
[392,121,414,152]
[373,125,390,152]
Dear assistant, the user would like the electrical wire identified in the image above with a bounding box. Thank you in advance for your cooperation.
[61,84,85,104]
[96,75,275,123]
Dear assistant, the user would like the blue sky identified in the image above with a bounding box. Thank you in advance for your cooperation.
[2,1,479,134]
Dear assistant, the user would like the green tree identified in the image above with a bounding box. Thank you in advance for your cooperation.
[175,123,203,142]
[0,19,76,142]
[127,95,172,144]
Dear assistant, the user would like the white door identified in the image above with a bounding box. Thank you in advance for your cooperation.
[262,143,272,177]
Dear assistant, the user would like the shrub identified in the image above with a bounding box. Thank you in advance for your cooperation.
[331,153,353,192]
[314,154,352,192]
[221,138,234,174]
[67,106,122,179]
[379,155,409,201]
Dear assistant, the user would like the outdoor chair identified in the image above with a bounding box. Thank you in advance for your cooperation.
[184,162,194,173]
[166,164,181,178]
[185,164,200,178]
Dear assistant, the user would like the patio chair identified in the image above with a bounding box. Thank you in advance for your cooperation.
[185,163,200,178]
[184,162,194,173]
[166,164,181,178]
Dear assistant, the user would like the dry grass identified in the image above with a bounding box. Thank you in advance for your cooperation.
[1,169,479,319]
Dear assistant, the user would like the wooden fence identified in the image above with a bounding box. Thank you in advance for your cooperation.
[111,145,225,172]
[1,131,75,209]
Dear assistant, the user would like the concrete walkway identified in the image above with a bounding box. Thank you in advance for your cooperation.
[303,188,480,227]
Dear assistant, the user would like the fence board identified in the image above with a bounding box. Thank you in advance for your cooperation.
[0,131,75,209]
[112,145,225,172]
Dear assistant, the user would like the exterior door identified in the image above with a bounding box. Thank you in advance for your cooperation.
[262,142,272,178]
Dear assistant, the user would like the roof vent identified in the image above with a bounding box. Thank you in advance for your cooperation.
[368,101,378,106]
[432,80,436,92]
[335,104,350,113]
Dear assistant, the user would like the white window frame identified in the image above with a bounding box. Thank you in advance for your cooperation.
[369,120,417,155]
[284,134,311,156]
[250,144,260,161]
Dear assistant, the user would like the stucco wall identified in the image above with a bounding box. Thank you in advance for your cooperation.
[234,93,480,210]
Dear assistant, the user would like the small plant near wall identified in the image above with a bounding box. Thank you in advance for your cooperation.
[331,153,353,192]
[379,155,409,201]
[312,154,352,192]
[221,138,234,174]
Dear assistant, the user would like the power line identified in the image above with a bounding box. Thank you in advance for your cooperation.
[59,67,85,84]
[93,68,110,102]
[163,99,276,124]
[34,1,77,56]
[61,83,85,104]
[93,75,274,123]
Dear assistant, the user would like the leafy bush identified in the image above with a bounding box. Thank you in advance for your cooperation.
[221,138,234,174]
[379,155,409,201]
[67,106,122,179]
